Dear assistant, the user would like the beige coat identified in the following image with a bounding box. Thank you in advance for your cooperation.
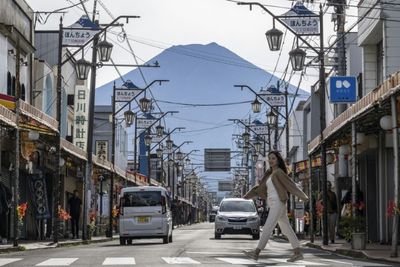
[244,168,309,202]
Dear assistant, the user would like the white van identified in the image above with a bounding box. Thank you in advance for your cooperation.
[118,186,173,245]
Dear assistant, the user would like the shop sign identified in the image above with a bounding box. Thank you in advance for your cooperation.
[95,140,108,161]
[137,118,157,129]
[115,89,143,102]
[73,85,90,150]
[62,16,100,46]
[259,93,286,107]
[0,93,15,110]
[250,125,269,135]
[28,175,51,220]
[280,2,320,35]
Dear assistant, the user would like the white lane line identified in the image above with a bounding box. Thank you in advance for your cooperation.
[162,257,201,264]
[186,252,244,255]
[0,259,23,266]
[272,258,326,265]
[102,257,136,265]
[216,258,259,265]
[36,258,78,266]
[322,258,391,266]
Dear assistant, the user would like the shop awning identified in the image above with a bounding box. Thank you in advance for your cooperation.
[92,155,113,171]
[18,100,59,133]
[0,104,17,127]
[308,71,400,154]
[60,138,87,161]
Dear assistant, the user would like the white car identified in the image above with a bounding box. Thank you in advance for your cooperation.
[214,198,260,240]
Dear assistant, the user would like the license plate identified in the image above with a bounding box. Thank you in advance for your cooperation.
[137,216,149,223]
[233,225,242,230]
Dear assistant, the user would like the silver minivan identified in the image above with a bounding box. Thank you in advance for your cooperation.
[119,186,173,245]
[214,198,260,240]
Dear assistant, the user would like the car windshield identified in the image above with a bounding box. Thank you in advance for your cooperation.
[219,201,256,212]
[122,191,162,207]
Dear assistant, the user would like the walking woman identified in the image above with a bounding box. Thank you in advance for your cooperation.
[243,151,309,262]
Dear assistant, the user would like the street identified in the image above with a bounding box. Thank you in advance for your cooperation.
[0,223,394,267]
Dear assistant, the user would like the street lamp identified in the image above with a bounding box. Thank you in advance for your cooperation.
[156,124,164,137]
[123,110,135,127]
[185,158,191,165]
[267,109,278,126]
[176,150,183,161]
[243,145,249,155]
[97,39,113,62]
[139,96,151,113]
[254,141,262,153]
[265,22,283,51]
[144,133,152,147]
[289,47,306,71]
[156,146,163,158]
[75,56,91,80]
[252,153,258,163]
[166,138,173,150]
[251,98,261,113]
[242,131,250,143]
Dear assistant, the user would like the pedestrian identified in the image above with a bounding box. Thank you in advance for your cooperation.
[68,190,82,239]
[318,181,338,243]
[187,210,192,225]
[243,151,309,262]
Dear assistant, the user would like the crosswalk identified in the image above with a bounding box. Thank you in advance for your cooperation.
[0,256,392,266]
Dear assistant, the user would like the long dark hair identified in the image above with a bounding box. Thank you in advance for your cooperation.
[268,151,288,174]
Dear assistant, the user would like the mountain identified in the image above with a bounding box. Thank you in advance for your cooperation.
[95,42,309,191]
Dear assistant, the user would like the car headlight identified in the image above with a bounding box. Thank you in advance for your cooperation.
[216,215,227,221]
[248,216,259,222]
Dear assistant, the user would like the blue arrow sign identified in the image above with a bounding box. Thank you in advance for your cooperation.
[329,76,357,103]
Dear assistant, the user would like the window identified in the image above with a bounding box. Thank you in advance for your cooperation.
[219,201,256,212]
[7,72,11,95]
[21,84,26,101]
[121,191,162,207]
[43,75,53,116]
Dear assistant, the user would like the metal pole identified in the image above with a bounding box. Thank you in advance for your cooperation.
[336,0,347,115]
[53,17,63,244]
[391,95,399,257]
[83,31,99,241]
[147,134,151,184]
[318,5,329,246]
[285,84,289,160]
[309,156,314,243]
[108,83,116,238]
[133,118,138,183]
[13,39,21,247]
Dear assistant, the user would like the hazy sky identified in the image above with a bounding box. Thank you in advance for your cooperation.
[27,0,358,91]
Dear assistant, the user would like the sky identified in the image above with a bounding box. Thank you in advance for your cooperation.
[26,0,359,193]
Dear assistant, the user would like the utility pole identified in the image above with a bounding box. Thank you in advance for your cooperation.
[13,39,21,247]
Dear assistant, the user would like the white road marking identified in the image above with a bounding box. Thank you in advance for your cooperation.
[0,259,23,266]
[216,258,259,265]
[272,258,326,265]
[162,257,201,264]
[36,258,78,266]
[321,258,391,266]
[102,257,136,265]
[187,251,244,255]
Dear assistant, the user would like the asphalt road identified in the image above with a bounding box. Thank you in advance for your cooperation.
[0,223,396,266]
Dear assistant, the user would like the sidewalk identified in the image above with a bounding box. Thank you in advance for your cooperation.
[305,238,400,264]
[0,235,118,254]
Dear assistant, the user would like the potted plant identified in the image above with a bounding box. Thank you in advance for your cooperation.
[58,206,71,238]
[338,201,366,249]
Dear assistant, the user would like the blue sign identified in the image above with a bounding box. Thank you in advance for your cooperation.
[329,76,357,103]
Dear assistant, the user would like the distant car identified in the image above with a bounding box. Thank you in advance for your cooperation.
[209,207,218,222]
[214,198,260,240]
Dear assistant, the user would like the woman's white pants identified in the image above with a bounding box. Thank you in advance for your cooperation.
[257,198,300,250]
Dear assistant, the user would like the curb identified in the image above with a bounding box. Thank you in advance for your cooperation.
[0,237,118,254]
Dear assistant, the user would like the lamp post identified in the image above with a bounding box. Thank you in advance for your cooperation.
[236,1,327,245]
[54,15,140,243]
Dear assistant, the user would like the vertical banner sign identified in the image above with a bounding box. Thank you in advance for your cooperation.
[95,140,108,161]
[62,15,100,46]
[73,85,90,150]
[28,175,51,220]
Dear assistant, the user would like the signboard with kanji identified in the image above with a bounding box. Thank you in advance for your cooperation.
[115,89,143,102]
[259,93,286,107]
[73,85,90,150]
[95,140,108,161]
[280,2,320,35]
[250,125,269,135]
[62,16,100,46]
[137,118,157,129]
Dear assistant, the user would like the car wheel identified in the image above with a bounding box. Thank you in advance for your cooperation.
[215,232,221,239]
[127,239,132,245]
[169,234,173,243]
[119,237,126,245]
[252,234,260,240]
[163,235,169,244]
